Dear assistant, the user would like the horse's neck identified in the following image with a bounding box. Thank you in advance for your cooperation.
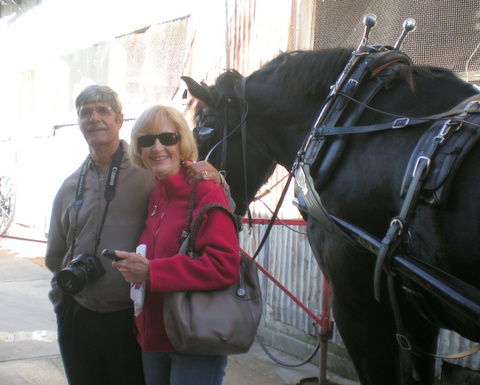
[251,103,321,170]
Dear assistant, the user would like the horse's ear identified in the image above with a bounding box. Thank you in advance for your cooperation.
[181,76,215,107]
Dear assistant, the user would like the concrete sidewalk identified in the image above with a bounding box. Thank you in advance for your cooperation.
[0,238,66,385]
[0,237,352,385]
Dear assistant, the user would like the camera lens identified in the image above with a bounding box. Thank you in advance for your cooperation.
[56,253,105,295]
[57,266,88,295]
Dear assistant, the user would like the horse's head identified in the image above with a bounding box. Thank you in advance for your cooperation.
[182,48,356,216]
[182,72,276,216]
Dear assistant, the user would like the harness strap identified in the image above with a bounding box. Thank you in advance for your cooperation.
[295,164,362,249]
[221,104,228,170]
[387,274,422,382]
[374,116,458,302]
[252,170,295,260]
[240,77,253,228]
[391,258,480,360]
[299,49,412,166]
[315,93,480,138]
[374,154,430,301]
[235,76,290,260]
[373,115,480,369]
[294,53,417,249]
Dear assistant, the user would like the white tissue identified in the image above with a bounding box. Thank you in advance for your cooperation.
[130,244,147,316]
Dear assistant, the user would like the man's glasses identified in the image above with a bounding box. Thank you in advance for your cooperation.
[138,133,180,148]
[78,105,115,120]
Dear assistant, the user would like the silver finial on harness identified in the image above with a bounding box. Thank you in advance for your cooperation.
[357,14,377,53]
[394,18,416,50]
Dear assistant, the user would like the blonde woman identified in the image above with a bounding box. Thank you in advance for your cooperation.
[113,105,239,385]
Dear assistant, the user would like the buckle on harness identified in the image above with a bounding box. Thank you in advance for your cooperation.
[461,100,480,117]
[396,333,412,351]
[413,156,431,178]
[392,117,410,129]
[433,119,462,144]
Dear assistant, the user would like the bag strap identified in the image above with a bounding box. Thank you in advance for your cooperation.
[178,183,199,246]
[178,183,240,256]
[186,202,239,253]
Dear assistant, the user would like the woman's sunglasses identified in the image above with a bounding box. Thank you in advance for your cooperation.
[138,133,180,148]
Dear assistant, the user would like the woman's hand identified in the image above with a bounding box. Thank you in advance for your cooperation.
[111,250,149,283]
[184,160,222,185]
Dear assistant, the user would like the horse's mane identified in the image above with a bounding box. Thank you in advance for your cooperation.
[250,48,353,99]
[207,48,460,110]
[248,48,458,99]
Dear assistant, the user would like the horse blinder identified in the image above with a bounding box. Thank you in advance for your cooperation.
[193,106,219,145]
[193,125,215,144]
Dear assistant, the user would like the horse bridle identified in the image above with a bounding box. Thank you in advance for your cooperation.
[194,75,288,235]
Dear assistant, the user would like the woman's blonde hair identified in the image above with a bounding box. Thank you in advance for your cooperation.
[129,105,198,169]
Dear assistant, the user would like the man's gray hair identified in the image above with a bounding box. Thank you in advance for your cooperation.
[75,85,122,115]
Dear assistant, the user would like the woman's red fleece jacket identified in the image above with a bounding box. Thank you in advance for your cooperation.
[135,165,240,353]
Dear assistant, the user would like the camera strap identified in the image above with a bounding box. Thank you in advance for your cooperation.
[69,144,124,259]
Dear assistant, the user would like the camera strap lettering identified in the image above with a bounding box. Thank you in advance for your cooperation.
[69,144,124,259]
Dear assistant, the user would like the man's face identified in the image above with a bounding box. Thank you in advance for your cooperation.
[78,102,123,148]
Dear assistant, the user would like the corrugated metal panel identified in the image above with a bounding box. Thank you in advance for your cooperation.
[239,221,344,347]
[227,0,295,74]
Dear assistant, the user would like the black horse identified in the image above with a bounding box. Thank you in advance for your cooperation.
[183,47,480,385]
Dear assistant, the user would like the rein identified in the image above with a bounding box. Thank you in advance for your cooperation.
[238,77,296,260]
[239,77,253,229]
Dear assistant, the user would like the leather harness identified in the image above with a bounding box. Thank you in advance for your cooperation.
[291,47,480,360]
[293,47,480,267]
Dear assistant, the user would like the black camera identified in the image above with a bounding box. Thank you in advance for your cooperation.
[57,253,105,295]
